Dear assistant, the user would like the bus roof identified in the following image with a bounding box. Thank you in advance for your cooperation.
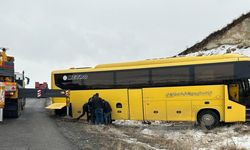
[52,54,250,74]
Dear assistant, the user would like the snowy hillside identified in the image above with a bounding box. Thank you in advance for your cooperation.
[179,12,250,56]
[183,44,250,57]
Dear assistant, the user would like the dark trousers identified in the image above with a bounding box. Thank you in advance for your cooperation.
[90,110,95,124]
[104,112,111,124]
[95,108,104,124]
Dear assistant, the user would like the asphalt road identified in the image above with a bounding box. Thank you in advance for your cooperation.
[0,98,77,150]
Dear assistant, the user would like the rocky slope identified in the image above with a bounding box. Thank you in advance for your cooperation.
[179,12,250,56]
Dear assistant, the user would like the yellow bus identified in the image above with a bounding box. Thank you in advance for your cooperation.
[50,54,250,128]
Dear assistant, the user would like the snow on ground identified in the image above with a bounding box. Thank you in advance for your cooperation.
[111,120,250,149]
[57,118,250,149]
[113,120,173,127]
[139,123,250,149]
[113,120,146,126]
[184,44,250,57]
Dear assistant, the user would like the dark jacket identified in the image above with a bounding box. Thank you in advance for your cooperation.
[92,96,104,109]
[77,102,89,120]
[103,100,112,113]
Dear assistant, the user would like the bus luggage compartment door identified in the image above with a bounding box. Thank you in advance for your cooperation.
[167,101,192,121]
[128,89,143,120]
[143,88,167,121]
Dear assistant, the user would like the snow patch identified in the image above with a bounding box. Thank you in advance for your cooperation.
[113,120,174,127]
[122,137,165,150]
[141,128,155,136]
[184,45,250,57]
[113,120,144,126]
[231,135,250,149]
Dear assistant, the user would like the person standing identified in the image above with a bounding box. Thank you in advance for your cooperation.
[88,97,95,124]
[102,99,112,125]
[92,93,104,124]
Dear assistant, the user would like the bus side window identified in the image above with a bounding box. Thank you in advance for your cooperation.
[116,103,122,108]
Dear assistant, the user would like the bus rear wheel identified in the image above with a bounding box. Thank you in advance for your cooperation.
[198,110,219,129]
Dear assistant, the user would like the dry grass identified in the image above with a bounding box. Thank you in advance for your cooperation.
[220,145,246,150]
[233,123,250,135]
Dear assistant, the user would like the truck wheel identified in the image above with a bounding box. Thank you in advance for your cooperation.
[3,99,21,118]
[12,101,21,118]
[198,110,219,129]
[21,98,26,110]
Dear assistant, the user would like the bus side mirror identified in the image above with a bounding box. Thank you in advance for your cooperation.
[25,77,30,85]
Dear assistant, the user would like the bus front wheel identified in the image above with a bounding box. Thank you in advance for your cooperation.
[198,110,219,129]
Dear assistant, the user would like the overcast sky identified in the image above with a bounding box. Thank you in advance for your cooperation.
[0,0,250,87]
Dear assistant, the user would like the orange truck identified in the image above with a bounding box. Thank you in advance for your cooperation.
[0,51,28,117]
[0,48,69,118]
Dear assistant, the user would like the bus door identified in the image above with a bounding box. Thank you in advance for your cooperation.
[128,89,144,120]
[228,79,250,104]
[228,83,239,102]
